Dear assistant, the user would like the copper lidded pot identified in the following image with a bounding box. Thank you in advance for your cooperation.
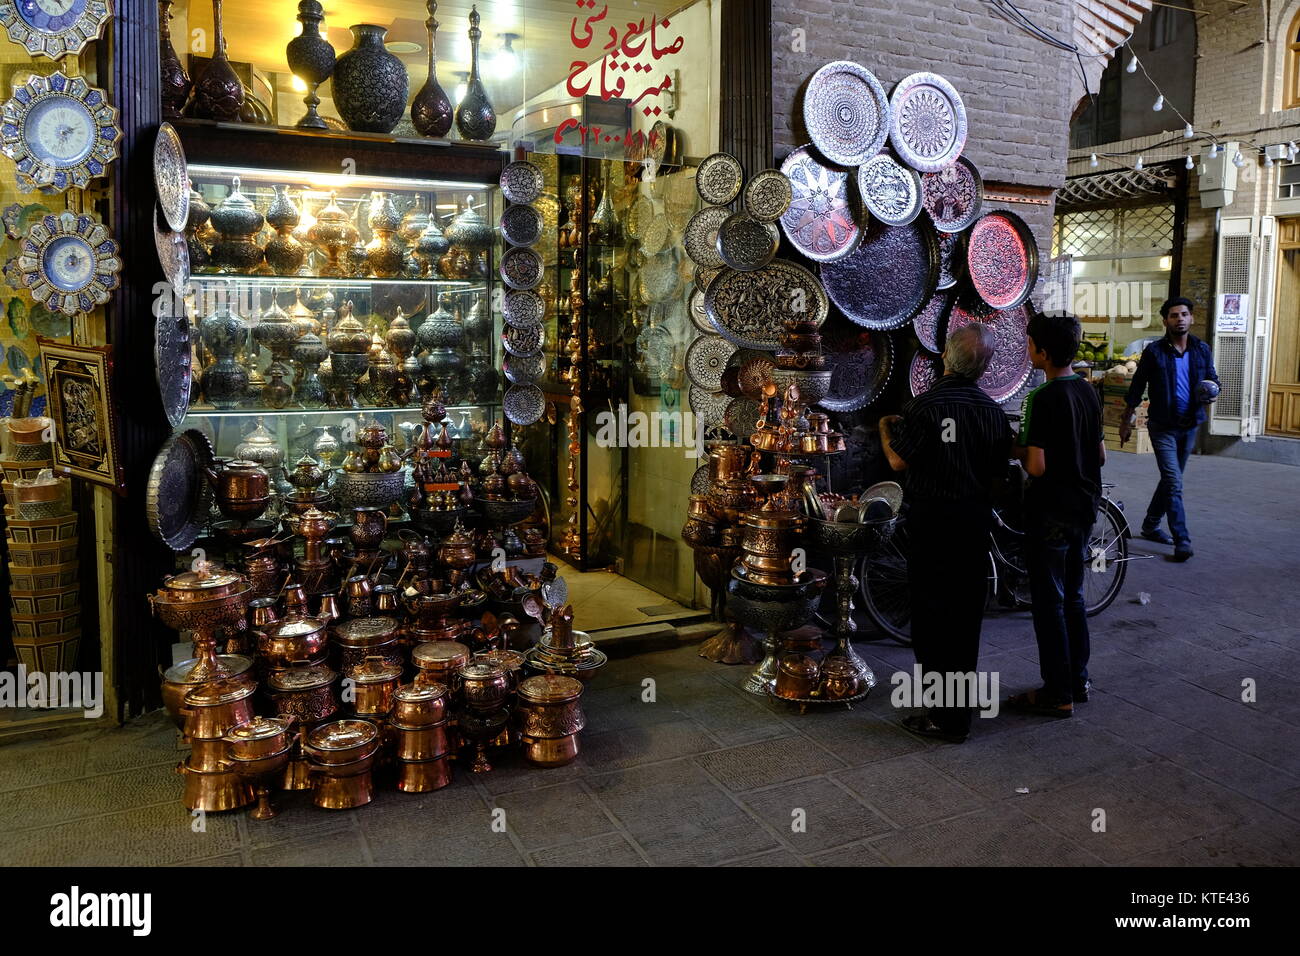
[345,656,403,716]
[180,678,258,740]
[224,715,297,760]
[160,654,253,729]
[257,614,330,669]
[332,616,402,670]
[458,660,510,713]
[265,663,338,724]
[303,718,381,766]
[515,674,585,767]
[387,718,452,760]
[412,640,471,689]
[391,681,449,726]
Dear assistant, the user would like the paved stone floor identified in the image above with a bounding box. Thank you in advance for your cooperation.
[1,449,1297,866]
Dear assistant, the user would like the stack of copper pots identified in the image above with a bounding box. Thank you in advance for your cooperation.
[523,609,607,682]
[177,677,258,812]
[458,659,511,773]
[411,640,471,690]
[223,716,296,820]
[389,681,454,791]
[738,499,805,586]
[265,662,339,789]
[304,718,382,809]
[161,653,254,730]
[515,675,585,767]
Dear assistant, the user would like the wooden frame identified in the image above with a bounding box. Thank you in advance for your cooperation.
[1287,9,1300,110]
[36,337,124,492]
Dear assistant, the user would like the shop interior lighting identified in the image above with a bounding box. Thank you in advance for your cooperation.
[494,35,519,75]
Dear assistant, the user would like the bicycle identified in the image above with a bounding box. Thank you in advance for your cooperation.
[857,483,1132,646]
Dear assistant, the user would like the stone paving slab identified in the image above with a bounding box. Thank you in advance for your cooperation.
[0,451,1296,866]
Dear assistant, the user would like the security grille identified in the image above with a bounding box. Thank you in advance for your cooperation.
[1119,204,1175,252]
[1056,208,1117,257]
[1217,336,1247,412]
[1256,235,1273,320]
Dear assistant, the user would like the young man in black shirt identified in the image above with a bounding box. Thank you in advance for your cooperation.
[1009,311,1105,718]
[879,323,1015,742]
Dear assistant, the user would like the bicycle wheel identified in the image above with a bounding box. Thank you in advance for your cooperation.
[858,516,912,645]
[1084,498,1128,615]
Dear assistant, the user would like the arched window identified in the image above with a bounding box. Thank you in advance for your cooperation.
[1287,10,1300,109]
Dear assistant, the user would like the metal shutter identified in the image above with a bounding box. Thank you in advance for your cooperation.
[1210,220,1253,436]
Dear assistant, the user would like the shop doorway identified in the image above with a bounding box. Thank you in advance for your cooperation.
[1267,218,1300,437]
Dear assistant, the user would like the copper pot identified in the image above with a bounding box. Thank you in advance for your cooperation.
[333,616,402,670]
[774,653,820,700]
[349,506,387,552]
[799,432,829,454]
[304,718,381,766]
[373,585,400,614]
[388,718,451,760]
[247,597,280,632]
[345,656,402,715]
[395,754,452,792]
[344,573,374,617]
[476,649,525,694]
[257,614,330,668]
[188,736,232,772]
[391,681,449,725]
[707,443,749,483]
[266,663,338,723]
[205,459,271,523]
[706,476,757,524]
[223,715,296,760]
[458,660,510,713]
[750,426,780,452]
[519,732,580,768]
[817,658,862,700]
[687,494,712,521]
[177,761,254,812]
[309,746,379,809]
[160,655,253,729]
[515,674,585,739]
[283,583,309,615]
[739,503,804,585]
[243,556,283,599]
[412,641,471,689]
[180,678,258,740]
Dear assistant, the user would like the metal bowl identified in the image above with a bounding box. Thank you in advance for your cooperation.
[807,516,896,554]
[331,470,406,511]
[770,368,833,406]
[472,497,537,526]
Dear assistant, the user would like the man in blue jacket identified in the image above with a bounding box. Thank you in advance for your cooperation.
[1120,296,1220,561]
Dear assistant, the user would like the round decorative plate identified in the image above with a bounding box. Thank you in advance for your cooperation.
[819,218,939,331]
[966,210,1039,311]
[689,384,729,430]
[685,334,736,390]
[819,322,895,411]
[153,122,188,233]
[17,210,120,316]
[779,145,859,263]
[499,245,544,290]
[504,383,545,425]
[640,251,680,302]
[503,288,546,328]
[689,288,713,333]
[153,205,189,294]
[503,349,546,385]
[743,169,793,222]
[502,322,545,357]
[696,152,744,205]
[649,120,669,166]
[946,300,1033,402]
[921,156,983,233]
[857,151,922,227]
[499,161,544,204]
[912,287,953,354]
[500,203,544,247]
[724,396,763,438]
[889,72,968,173]
[1,70,121,192]
[803,60,890,167]
[146,429,214,552]
[690,464,711,494]
[684,205,732,268]
[909,350,941,397]
[695,265,724,294]
[640,214,669,255]
[716,212,779,272]
[636,323,675,377]
[625,195,651,239]
[705,258,828,350]
[154,309,192,430]
[0,0,111,60]
[936,228,967,290]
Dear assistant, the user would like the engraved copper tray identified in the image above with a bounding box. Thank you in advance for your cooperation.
[147,429,214,551]
[818,318,895,412]
[922,156,983,233]
[946,299,1032,402]
[154,308,193,429]
[704,259,828,350]
[779,145,860,263]
[966,210,1039,311]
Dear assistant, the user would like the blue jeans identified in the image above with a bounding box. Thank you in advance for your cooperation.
[1144,426,1196,545]
[1027,521,1090,703]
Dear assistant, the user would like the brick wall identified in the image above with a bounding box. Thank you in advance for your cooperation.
[771,0,1077,244]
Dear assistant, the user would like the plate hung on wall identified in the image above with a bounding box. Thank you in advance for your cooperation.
[802,60,890,167]
[819,218,939,331]
[888,71,968,173]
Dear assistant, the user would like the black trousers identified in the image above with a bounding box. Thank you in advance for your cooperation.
[906,502,991,735]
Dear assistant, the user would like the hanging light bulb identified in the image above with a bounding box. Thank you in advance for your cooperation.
[1288,142,1298,162]
[1126,55,1138,73]
[1185,153,1195,170]
[493,34,519,75]
[1089,153,1099,168]
[1232,151,1246,168]
[1134,156,1144,170]
[1153,94,1164,112]
[1208,143,1220,159]
[1264,153,1274,168]
[1184,123,1194,139]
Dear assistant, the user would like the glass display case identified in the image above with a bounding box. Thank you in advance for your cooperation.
[171,132,508,548]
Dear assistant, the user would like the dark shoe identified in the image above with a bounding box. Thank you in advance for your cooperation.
[1006,689,1073,718]
[1073,680,1091,703]
[1172,543,1193,562]
[1140,527,1174,545]
[900,714,967,744]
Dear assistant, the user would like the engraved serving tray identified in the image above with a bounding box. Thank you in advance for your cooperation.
[888,72,968,173]
[803,60,890,167]
[966,210,1039,311]
[921,156,983,233]
[779,145,859,263]
[704,259,828,350]
[147,429,214,551]
[820,218,939,330]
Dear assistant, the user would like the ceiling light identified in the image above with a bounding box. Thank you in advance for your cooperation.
[494,34,519,76]
[1185,154,1194,170]
[1184,123,1194,138]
